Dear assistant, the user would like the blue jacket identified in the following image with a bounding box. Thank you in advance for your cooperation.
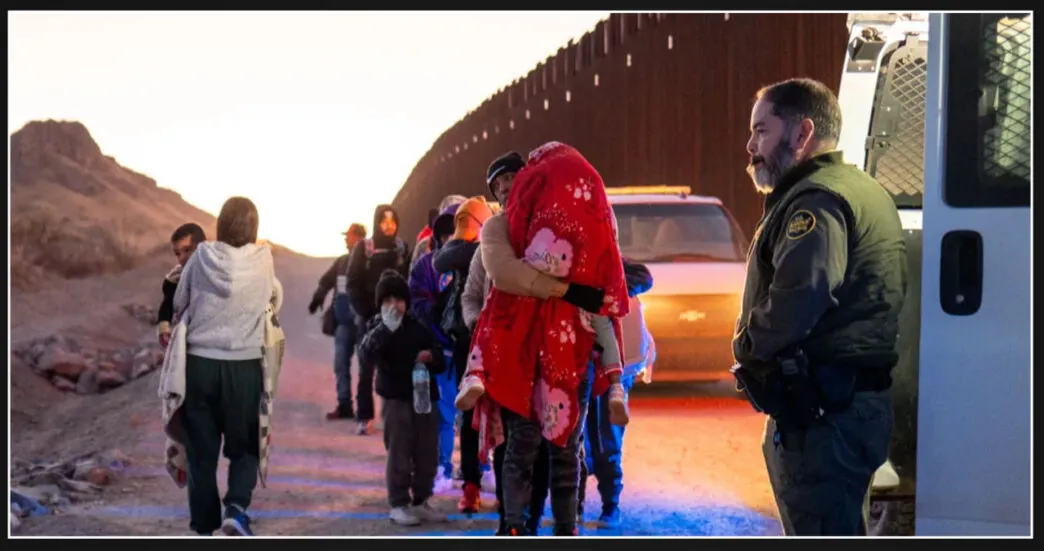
[409,250,454,349]
[408,202,461,349]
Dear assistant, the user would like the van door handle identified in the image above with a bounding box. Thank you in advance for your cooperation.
[939,230,983,316]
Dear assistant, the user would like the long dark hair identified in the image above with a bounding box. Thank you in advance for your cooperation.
[216,196,259,248]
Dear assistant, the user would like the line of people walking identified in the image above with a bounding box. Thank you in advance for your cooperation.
[308,145,654,535]
[157,77,904,538]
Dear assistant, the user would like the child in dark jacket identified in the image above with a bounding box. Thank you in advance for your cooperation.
[358,269,450,527]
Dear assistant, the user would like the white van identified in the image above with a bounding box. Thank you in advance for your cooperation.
[837,12,1031,536]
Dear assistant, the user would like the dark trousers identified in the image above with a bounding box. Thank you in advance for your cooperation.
[453,338,482,485]
[763,391,893,536]
[355,319,377,421]
[501,369,591,534]
[382,399,440,508]
[578,365,634,513]
[181,354,263,534]
[494,436,550,533]
[333,322,358,411]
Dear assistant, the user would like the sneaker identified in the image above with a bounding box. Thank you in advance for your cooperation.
[454,377,485,410]
[389,506,420,526]
[458,482,482,513]
[480,468,497,493]
[410,500,448,523]
[432,472,455,493]
[220,506,253,536]
[596,506,621,529]
[552,523,578,536]
[356,420,373,435]
[325,405,354,420]
[607,383,630,426]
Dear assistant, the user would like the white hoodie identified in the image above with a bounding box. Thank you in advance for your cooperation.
[173,241,282,360]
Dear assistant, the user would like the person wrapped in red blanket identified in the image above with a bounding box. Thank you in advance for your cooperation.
[456,141,630,536]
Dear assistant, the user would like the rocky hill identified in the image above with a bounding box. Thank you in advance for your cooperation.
[9,120,218,288]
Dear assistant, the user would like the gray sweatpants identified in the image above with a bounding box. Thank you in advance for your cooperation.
[382,399,440,508]
[763,391,893,535]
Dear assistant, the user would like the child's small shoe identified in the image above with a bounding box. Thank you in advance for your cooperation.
[454,376,486,411]
[607,383,629,426]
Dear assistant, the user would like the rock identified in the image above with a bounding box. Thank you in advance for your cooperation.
[10,512,19,531]
[56,477,101,495]
[62,336,81,353]
[38,347,88,380]
[97,361,116,372]
[96,449,131,471]
[51,375,76,392]
[134,348,150,363]
[96,369,126,389]
[11,458,35,476]
[71,460,98,480]
[31,342,47,362]
[132,361,154,379]
[112,360,134,380]
[76,368,100,394]
[86,467,115,486]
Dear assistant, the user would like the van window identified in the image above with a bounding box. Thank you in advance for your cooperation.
[944,13,1031,207]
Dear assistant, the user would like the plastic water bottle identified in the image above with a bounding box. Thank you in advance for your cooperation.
[413,363,431,414]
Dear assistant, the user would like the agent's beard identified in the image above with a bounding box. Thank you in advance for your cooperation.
[747,142,797,195]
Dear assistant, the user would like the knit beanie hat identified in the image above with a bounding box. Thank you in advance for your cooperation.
[375,269,410,308]
[486,151,526,196]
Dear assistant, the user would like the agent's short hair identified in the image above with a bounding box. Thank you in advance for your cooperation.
[216,196,259,248]
[755,78,842,144]
[170,222,206,245]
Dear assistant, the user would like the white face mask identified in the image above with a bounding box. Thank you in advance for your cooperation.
[381,304,403,331]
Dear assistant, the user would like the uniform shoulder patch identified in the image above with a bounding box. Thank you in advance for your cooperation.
[785,209,817,240]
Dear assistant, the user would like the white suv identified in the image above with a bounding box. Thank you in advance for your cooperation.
[607,186,748,383]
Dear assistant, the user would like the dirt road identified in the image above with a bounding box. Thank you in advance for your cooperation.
[13,256,782,537]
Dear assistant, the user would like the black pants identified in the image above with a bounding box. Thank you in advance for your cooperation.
[181,355,263,534]
[453,338,482,486]
[500,369,591,534]
[494,436,550,533]
[763,391,893,535]
[382,399,440,508]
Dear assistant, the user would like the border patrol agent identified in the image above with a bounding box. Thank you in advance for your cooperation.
[731,78,907,536]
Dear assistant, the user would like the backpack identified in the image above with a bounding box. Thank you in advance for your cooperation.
[362,237,408,273]
[430,271,454,338]
[440,273,470,345]
[621,296,656,382]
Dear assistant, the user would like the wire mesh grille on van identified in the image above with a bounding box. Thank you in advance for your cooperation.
[981,15,1032,183]
[866,40,928,208]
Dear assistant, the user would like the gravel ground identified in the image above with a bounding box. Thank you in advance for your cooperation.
[12,255,782,537]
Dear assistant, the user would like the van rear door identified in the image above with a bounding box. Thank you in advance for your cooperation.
[916,12,1031,536]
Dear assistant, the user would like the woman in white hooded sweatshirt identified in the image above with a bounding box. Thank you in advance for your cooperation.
[173,196,282,537]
